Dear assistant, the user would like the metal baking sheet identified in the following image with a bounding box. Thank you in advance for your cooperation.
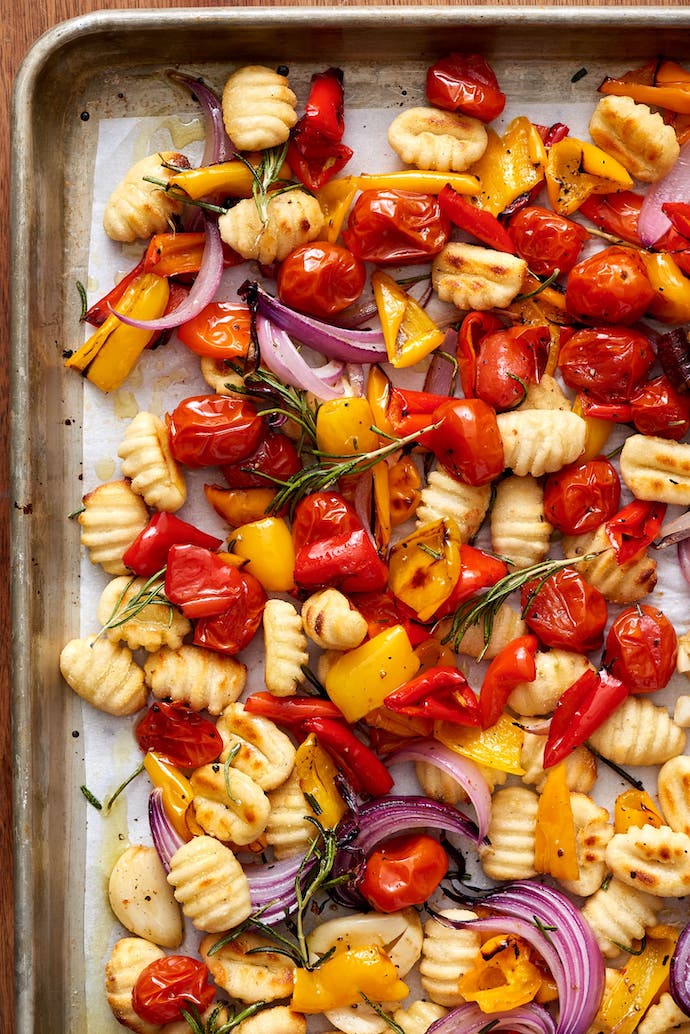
[10,7,690,1031]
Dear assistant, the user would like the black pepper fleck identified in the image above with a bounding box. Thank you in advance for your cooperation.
[80,111,90,122]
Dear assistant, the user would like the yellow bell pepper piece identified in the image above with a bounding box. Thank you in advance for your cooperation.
[534,762,579,881]
[595,929,678,1034]
[469,117,547,216]
[168,160,256,200]
[458,934,543,1013]
[640,251,690,324]
[372,270,445,369]
[143,751,202,840]
[315,397,380,457]
[388,454,422,528]
[366,365,395,439]
[66,273,170,391]
[291,945,409,1013]
[325,624,420,723]
[372,461,392,553]
[294,733,347,829]
[356,170,479,195]
[388,519,462,623]
[435,714,525,775]
[229,516,295,591]
[572,395,615,460]
[614,788,664,834]
[545,137,633,216]
[317,176,359,243]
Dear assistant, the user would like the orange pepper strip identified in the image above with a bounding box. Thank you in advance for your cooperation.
[534,762,579,881]
[614,788,664,833]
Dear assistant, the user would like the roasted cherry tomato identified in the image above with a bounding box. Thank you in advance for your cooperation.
[424,398,504,486]
[543,457,621,535]
[425,52,506,121]
[558,326,655,403]
[277,242,366,319]
[359,832,449,913]
[521,566,608,653]
[193,567,266,655]
[603,604,678,694]
[565,246,655,325]
[135,701,223,768]
[630,375,690,440]
[221,430,300,488]
[132,955,215,1025]
[507,205,589,278]
[291,491,361,552]
[168,394,263,469]
[176,302,251,359]
[342,189,450,266]
[474,325,550,412]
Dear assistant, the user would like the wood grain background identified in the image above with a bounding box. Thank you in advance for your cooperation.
[0,1,673,1030]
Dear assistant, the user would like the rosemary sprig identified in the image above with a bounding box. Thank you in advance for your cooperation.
[264,421,441,516]
[80,785,102,810]
[223,744,242,805]
[237,143,302,226]
[441,552,599,658]
[93,568,172,643]
[232,364,319,446]
[181,1000,271,1034]
[103,761,145,813]
[359,994,405,1033]
[142,175,228,215]
[514,267,561,302]
[585,743,645,790]
[76,280,88,320]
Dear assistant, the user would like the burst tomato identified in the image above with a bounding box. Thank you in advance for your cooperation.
[342,189,450,266]
[359,833,449,913]
[603,604,678,694]
[630,375,690,440]
[168,394,263,469]
[135,701,223,768]
[425,53,506,121]
[558,326,655,403]
[565,246,655,325]
[221,430,300,488]
[176,302,251,359]
[424,398,504,486]
[474,325,550,411]
[543,457,621,535]
[193,568,266,655]
[507,205,589,278]
[277,242,366,318]
[132,955,215,1025]
[521,566,608,653]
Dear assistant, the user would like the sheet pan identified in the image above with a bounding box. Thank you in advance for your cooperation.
[10,7,690,1031]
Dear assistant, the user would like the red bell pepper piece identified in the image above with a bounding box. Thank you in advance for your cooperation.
[438,185,516,253]
[662,201,690,240]
[83,257,147,326]
[294,527,389,594]
[425,53,506,122]
[164,543,247,619]
[291,491,361,552]
[434,545,509,619]
[579,192,643,245]
[456,311,505,398]
[604,500,667,565]
[302,717,394,797]
[287,67,354,192]
[244,692,346,728]
[122,512,223,578]
[387,386,453,436]
[543,668,629,768]
[478,635,538,729]
[384,666,480,727]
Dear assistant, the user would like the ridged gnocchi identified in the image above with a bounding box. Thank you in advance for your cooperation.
[218,190,324,265]
[561,524,657,603]
[432,242,527,311]
[97,576,191,652]
[451,602,528,660]
[234,1007,307,1034]
[262,598,309,697]
[200,930,296,1002]
[217,702,295,790]
[387,106,488,171]
[581,876,660,959]
[78,479,149,575]
[589,94,680,182]
[59,635,146,715]
[415,469,491,542]
[117,410,186,512]
[587,695,686,766]
[605,822,690,897]
[638,992,690,1034]
[166,835,252,932]
[658,755,690,835]
[264,769,317,860]
[222,65,298,150]
[103,152,189,243]
[620,433,690,505]
[190,762,270,845]
[302,588,367,650]
[480,786,538,881]
[392,1000,448,1034]
[490,475,552,569]
[419,908,481,1006]
[143,644,246,714]
[497,409,587,477]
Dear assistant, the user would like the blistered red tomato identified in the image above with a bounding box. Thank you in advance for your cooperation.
[132,955,215,1025]
[474,325,550,411]
[565,246,655,325]
[630,375,690,440]
[277,242,366,319]
[425,53,506,121]
[168,394,263,469]
[359,833,449,912]
[135,701,223,768]
[603,604,678,694]
[221,430,300,488]
[342,189,450,266]
[176,302,251,359]
[424,398,504,486]
[193,568,266,655]
[507,205,589,278]
[521,566,608,653]
[543,457,621,535]
[558,326,655,403]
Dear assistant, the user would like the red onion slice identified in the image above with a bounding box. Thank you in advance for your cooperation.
[654,508,690,548]
[168,70,234,165]
[111,217,224,332]
[387,740,492,842]
[256,315,345,401]
[670,921,690,1013]
[244,853,313,925]
[638,141,690,246]
[427,1001,556,1034]
[679,538,690,585]
[148,788,184,873]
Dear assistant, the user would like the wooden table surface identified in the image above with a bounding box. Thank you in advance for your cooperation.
[0,0,675,1029]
